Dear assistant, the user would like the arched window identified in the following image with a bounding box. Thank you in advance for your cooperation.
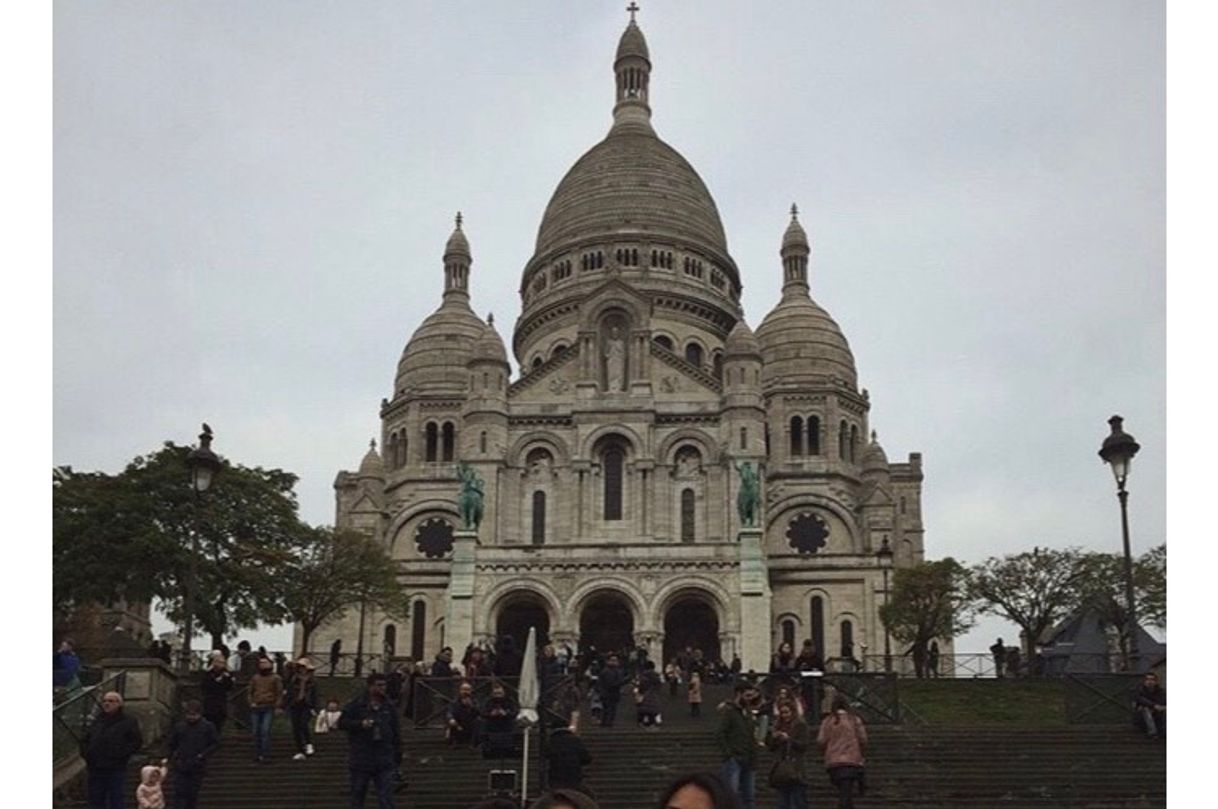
[680,488,696,543]
[399,434,409,468]
[811,596,825,659]
[551,343,567,359]
[441,422,455,462]
[840,620,854,660]
[654,335,674,352]
[602,442,625,521]
[383,624,396,658]
[684,342,704,368]
[900,497,907,515]
[532,356,544,370]
[790,416,804,457]
[764,425,771,457]
[532,490,546,545]
[410,600,427,660]
[425,422,438,462]
[838,420,848,461]
[807,416,820,455]
[849,425,859,463]
[712,351,723,380]
[479,431,487,454]
[782,619,796,649]
[739,427,748,451]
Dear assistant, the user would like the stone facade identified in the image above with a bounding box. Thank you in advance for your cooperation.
[297,16,927,672]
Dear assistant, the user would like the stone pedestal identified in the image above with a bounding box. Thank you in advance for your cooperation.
[444,529,479,657]
[738,528,772,672]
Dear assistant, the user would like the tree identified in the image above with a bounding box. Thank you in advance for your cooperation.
[879,558,974,676]
[282,526,408,656]
[54,442,307,650]
[1077,544,1167,664]
[968,547,1089,656]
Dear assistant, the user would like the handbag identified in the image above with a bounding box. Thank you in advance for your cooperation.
[768,741,801,788]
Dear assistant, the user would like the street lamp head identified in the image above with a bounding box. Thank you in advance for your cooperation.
[876,536,894,568]
[1098,415,1140,489]
[186,424,222,493]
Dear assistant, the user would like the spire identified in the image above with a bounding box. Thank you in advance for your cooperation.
[443,211,471,299]
[780,203,810,297]
[613,4,652,132]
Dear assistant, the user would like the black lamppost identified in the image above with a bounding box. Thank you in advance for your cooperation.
[183,424,222,671]
[1098,415,1141,671]
[876,537,894,673]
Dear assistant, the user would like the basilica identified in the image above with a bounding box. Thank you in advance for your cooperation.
[300,13,926,672]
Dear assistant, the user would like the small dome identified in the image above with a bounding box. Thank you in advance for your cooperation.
[782,205,809,253]
[616,20,650,63]
[445,214,470,258]
[862,431,890,476]
[757,295,858,390]
[724,318,760,358]
[359,440,384,477]
[469,315,509,366]
[395,297,486,394]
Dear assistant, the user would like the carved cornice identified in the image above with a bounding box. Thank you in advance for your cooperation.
[655,413,720,426]
[476,559,738,574]
[508,415,576,427]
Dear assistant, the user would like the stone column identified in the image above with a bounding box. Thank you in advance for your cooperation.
[738,527,772,672]
[444,529,478,658]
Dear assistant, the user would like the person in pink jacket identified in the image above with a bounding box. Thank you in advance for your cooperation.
[815,695,868,809]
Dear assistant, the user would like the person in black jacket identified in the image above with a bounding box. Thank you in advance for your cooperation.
[545,726,593,794]
[82,691,143,809]
[340,672,402,809]
[283,657,320,760]
[199,653,234,735]
[167,699,219,809]
[596,655,627,728]
[1134,672,1166,739]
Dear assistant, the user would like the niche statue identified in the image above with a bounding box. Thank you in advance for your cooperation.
[603,325,626,392]
[456,462,485,531]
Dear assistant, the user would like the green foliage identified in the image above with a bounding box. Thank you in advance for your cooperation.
[1076,544,1167,660]
[281,526,408,655]
[968,547,1089,655]
[879,558,974,648]
[53,442,307,646]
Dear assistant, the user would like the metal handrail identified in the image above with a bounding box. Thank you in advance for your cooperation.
[52,671,127,766]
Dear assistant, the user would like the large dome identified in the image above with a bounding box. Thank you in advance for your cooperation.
[533,129,731,264]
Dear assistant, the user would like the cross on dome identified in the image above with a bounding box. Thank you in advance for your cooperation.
[454,211,463,230]
[627,2,640,23]
[790,202,799,219]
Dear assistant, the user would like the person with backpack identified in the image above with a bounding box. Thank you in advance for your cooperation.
[816,695,868,809]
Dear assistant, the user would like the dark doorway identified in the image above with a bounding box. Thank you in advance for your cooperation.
[578,593,634,656]
[496,596,551,652]
[663,597,721,663]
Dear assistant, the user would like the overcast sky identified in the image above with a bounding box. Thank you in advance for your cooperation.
[53,0,1165,654]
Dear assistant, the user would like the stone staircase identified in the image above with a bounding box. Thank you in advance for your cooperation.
[54,692,1166,808]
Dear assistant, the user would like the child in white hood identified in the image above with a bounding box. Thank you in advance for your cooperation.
[136,760,168,809]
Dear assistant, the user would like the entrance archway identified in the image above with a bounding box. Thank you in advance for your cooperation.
[578,592,635,655]
[495,593,551,652]
[663,597,721,663]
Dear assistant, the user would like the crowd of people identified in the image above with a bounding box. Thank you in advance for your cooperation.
[68,631,1164,809]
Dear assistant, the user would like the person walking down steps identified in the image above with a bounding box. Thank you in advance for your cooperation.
[283,657,319,761]
[817,695,868,809]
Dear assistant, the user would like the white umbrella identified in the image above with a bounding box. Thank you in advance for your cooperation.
[517,626,540,804]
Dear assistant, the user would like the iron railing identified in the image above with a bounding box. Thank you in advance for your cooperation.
[1063,673,1145,724]
[53,671,127,766]
[856,652,1131,678]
